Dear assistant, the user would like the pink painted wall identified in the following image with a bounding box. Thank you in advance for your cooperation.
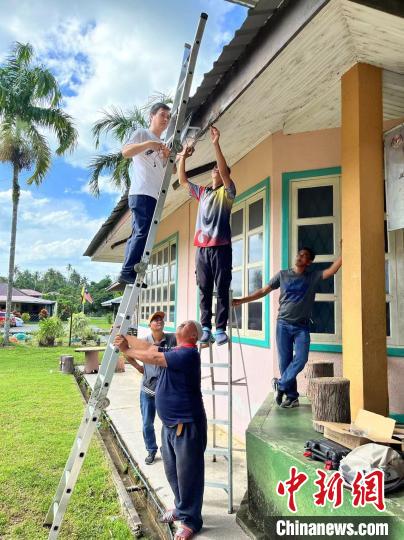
[153,125,404,440]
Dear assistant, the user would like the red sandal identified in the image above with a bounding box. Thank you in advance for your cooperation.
[174,524,194,539]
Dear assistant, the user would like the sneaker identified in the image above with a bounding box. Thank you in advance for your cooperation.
[145,451,157,465]
[215,331,228,346]
[280,398,299,409]
[272,377,284,406]
[199,329,214,348]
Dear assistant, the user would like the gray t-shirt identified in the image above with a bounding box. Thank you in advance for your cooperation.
[126,128,167,199]
[141,332,177,396]
[269,269,323,327]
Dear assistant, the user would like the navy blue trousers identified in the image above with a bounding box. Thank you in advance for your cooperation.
[196,244,232,331]
[161,419,207,532]
[121,194,157,280]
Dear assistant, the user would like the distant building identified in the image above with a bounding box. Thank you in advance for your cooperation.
[0,284,55,318]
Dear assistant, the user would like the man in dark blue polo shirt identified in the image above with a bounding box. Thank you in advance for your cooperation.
[115,320,206,540]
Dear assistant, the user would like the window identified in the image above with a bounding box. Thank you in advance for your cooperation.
[139,236,177,327]
[231,190,267,340]
[385,225,404,346]
[290,176,341,343]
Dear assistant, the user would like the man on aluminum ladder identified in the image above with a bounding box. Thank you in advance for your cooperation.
[109,102,171,291]
[178,126,236,346]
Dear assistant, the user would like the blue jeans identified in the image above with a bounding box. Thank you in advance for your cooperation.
[276,320,310,400]
[161,419,207,532]
[121,194,157,279]
[140,390,158,453]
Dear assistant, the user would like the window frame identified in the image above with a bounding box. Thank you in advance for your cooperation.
[290,175,341,343]
[282,167,404,356]
[139,232,178,332]
[230,178,271,347]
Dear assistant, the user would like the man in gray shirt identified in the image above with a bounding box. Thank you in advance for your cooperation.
[233,246,342,408]
[129,311,176,464]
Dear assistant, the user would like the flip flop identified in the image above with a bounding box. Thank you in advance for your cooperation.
[159,508,179,523]
[174,524,194,539]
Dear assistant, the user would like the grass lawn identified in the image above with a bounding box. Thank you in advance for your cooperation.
[0,344,134,539]
[88,317,111,330]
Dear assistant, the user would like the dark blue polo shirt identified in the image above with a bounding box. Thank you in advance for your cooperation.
[155,346,205,425]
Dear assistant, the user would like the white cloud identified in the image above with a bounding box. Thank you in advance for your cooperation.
[0,0,245,168]
[0,188,118,280]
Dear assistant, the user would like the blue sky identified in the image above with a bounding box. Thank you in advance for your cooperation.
[0,0,246,281]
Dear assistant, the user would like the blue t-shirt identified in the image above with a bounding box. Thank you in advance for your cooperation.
[155,346,205,425]
[269,269,323,326]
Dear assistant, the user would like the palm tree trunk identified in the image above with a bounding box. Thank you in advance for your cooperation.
[4,164,20,346]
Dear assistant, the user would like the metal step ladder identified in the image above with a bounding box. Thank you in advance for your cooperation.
[44,13,208,539]
[200,291,252,514]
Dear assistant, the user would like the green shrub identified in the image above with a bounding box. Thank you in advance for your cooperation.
[71,312,91,340]
[107,313,113,324]
[36,316,65,347]
[21,312,30,323]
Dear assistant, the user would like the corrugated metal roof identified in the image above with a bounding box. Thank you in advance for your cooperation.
[188,0,286,114]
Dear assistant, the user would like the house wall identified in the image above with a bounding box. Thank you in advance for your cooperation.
[151,125,404,440]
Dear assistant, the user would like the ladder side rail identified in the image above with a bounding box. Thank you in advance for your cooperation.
[165,44,191,143]
[133,14,208,294]
[227,289,233,513]
[233,304,252,420]
[45,15,208,538]
[45,402,103,533]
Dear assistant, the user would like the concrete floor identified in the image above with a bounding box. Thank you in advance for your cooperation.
[83,365,249,539]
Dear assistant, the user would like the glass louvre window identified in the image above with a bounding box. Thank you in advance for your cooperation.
[230,190,266,337]
[290,176,341,341]
[139,237,177,326]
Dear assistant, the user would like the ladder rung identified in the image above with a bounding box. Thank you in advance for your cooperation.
[207,419,229,426]
[205,481,229,492]
[202,389,228,396]
[206,447,229,456]
[201,363,229,368]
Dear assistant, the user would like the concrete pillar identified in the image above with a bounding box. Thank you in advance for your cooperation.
[341,63,389,417]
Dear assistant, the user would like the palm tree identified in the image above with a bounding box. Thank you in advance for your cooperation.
[88,92,171,196]
[0,42,77,345]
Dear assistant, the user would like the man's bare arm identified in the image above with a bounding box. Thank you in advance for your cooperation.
[114,335,167,367]
[211,126,232,189]
[322,256,342,280]
[233,284,273,306]
[122,140,167,159]
[178,146,194,187]
[127,347,167,368]
[125,335,151,350]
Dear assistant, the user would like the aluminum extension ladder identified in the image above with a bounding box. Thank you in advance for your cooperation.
[44,13,208,539]
[200,291,252,514]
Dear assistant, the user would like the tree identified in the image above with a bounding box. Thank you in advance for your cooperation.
[88,92,171,196]
[0,42,78,345]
